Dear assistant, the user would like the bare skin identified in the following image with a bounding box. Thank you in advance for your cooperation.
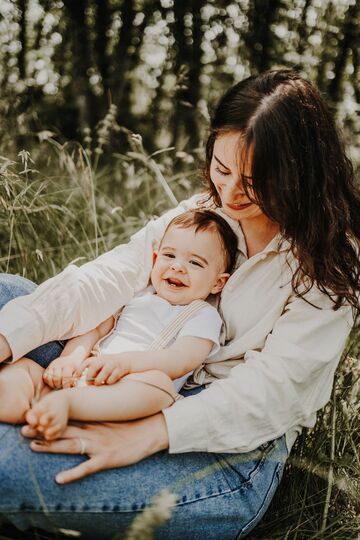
[21,413,169,485]
[25,370,176,440]
[210,132,279,256]
[0,357,51,424]
[0,356,175,439]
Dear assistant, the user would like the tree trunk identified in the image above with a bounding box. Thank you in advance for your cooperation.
[120,0,155,132]
[351,45,360,105]
[328,2,359,103]
[94,0,111,100]
[316,2,335,94]
[111,0,136,109]
[244,0,281,73]
[297,0,311,57]
[172,0,193,149]
[188,0,205,147]
[17,0,27,80]
[62,0,95,129]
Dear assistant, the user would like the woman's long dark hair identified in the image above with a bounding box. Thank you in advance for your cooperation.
[204,69,360,312]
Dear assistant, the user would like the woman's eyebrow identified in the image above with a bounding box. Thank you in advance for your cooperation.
[214,155,230,169]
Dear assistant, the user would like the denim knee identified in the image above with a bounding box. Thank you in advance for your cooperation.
[0,274,37,309]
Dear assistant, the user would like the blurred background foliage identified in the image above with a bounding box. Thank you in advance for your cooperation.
[0,0,359,161]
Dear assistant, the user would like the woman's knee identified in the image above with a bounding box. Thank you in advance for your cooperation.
[0,274,36,309]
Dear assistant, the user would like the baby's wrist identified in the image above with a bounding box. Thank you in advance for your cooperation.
[59,354,83,365]
[124,354,134,374]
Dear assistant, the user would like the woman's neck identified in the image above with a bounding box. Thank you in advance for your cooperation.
[239,215,280,258]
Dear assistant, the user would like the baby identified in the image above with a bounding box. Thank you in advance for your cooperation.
[0,209,237,440]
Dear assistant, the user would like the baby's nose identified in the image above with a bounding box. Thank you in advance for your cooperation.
[170,260,185,272]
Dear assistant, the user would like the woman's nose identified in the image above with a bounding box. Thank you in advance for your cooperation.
[223,177,244,199]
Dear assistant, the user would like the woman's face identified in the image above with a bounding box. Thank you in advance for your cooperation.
[210,132,264,222]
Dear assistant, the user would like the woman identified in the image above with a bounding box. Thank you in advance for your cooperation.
[0,69,358,539]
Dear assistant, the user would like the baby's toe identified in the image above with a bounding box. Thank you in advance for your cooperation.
[25,409,39,426]
[38,411,54,428]
[44,425,62,440]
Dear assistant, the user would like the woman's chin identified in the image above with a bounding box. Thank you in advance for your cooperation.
[223,203,263,221]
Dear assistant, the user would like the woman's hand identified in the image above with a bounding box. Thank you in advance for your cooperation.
[43,355,83,389]
[75,353,131,385]
[21,413,169,484]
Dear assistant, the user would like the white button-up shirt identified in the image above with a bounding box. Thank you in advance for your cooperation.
[0,195,354,453]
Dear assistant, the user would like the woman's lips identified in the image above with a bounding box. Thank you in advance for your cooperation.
[226,202,253,210]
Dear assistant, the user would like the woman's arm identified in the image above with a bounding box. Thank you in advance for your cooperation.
[163,290,354,453]
[0,196,201,362]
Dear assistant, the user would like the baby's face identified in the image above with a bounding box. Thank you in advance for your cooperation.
[151,225,229,305]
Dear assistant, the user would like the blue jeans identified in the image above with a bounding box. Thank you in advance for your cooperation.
[0,274,288,539]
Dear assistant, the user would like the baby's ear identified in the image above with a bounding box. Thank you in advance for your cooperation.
[152,251,158,266]
[211,273,230,294]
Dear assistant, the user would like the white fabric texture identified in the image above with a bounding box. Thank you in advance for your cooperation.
[98,286,222,392]
[0,193,354,454]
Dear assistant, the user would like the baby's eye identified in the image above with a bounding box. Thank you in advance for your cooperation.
[163,253,175,258]
[215,166,230,176]
[189,260,204,268]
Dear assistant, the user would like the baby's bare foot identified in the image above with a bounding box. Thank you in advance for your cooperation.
[25,391,70,440]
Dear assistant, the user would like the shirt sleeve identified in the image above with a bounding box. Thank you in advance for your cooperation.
[177,304,222,357]
[0,195,201,361]
[162,288,354,453]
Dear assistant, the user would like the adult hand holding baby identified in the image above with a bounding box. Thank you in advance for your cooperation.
[21,413,169,484]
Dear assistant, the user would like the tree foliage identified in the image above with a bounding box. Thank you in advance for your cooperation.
[0,0,358,163]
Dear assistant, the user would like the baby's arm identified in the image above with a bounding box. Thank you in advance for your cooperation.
[43,316,114,388]
[78,336,213,385]
[129,336,213,379]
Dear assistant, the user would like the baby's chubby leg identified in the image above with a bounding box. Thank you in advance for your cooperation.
[26,370,177,440]
[0,358,47,424]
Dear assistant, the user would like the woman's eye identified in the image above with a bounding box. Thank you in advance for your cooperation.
[189,260,203,267]
[215,166,230,176]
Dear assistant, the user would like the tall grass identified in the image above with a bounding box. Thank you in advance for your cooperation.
[0,129,359,540]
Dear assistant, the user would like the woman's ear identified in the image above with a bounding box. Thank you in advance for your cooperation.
[210,273,230,294]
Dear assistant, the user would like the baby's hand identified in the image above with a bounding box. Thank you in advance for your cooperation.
[43,356,81,389]
[75,354,131,385]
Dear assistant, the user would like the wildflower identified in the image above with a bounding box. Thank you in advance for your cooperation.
[123,489,177,540]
